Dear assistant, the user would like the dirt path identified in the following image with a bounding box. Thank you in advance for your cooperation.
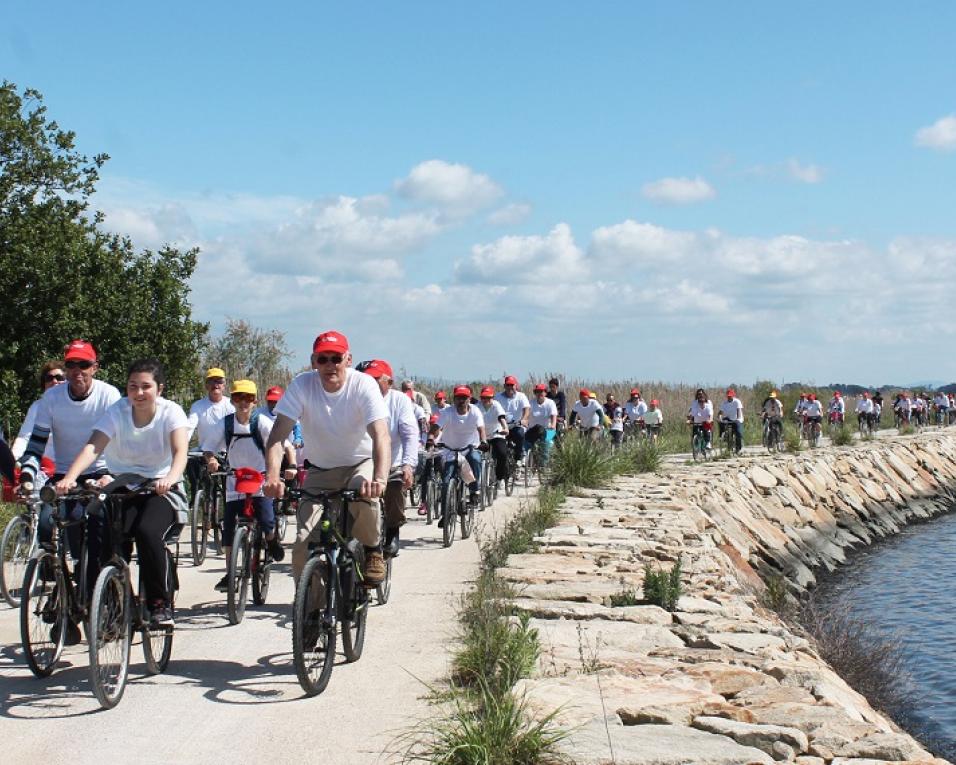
[0,484,535,765]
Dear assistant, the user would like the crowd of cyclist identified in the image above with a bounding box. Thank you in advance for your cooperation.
[5,334,954,636]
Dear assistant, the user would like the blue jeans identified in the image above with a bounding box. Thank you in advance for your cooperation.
[507,425,527,460]
[442,448,480,494]
[223,497,275,547]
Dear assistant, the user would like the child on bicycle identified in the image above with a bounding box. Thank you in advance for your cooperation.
[643,399,663,442]
[202,380,296,591]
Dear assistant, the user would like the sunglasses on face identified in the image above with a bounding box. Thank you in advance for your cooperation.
[315,354,344,366]
[207,378,225,385]
[231,393,255,402]
[65,360,94,370]
[44,373,66,383]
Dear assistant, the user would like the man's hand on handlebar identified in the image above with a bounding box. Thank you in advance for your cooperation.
[263,475,285,499]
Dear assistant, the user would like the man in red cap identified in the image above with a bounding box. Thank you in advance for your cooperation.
[718,388,744,454]
[569,388,603,440]
[495,375,530,471]
[18,339,121,640]
[356,359,419,556]
[264,331,391,586]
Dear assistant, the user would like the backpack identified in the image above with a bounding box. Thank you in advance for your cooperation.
[224,412,265,456]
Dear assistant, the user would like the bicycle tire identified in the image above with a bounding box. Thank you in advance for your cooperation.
[292,554,336,696]
[211,487,224,555]
[143,549,175,674]
[276,508,288,543]
[407,482,419,508]
[252,535,270,606]
[20,553,67,677]
[461,491,476,540]
[523,450,532,489]
[2,514,34,607]
[376,554,393,605]
[227,526,250,624]
[341,566,368,662]
[442,481,458,548]
[190,487,208,566]
[505,454,516,497]
[88,564,131,710]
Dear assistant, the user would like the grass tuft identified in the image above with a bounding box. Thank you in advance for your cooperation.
[642,556,683,611]
[830,426,854,446]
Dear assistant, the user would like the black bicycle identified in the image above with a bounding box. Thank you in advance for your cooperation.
[479,447,497,511]
[86,481,181,709]
[190,460,227,566]
[226,469,274,625]
[271,474,298,543]
[20,484,96,677]
[290,487,371,697]
[420,450,442,525]
[762,416,783,452]
[438,446,477,548]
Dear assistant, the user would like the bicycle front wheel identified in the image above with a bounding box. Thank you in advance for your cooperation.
[293,554,336,696]
[2,514,34,607]
[275,504,288,542]
[190,488,208,566]
[252,535,271,606]
[143,550,174,674]
[88,564,132,709]
[376,554,393,606]
[442,482,458,548]
[341,565,368,662]
[227,526,250,624]
[20,552,67,677]
[505,456,516,497]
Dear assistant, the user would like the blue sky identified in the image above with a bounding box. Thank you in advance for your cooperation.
[5,3,956,386]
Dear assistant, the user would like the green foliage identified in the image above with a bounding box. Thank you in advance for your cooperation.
[0,81,206,429]
[831,426,854,446]
[202,318,294,394]
[784,423,804,453]
[642,556,682,611]
[608,578,641,607]
[899,424,915,436]
[547,433,617,489]
[481,487,565,571]
[617,439,663,474]
[759,574,793,616]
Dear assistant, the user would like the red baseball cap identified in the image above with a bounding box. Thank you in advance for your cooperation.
[579,388,590,397]
[312,331,349,355]
[233,467,264,495]
[265,386,284,402]
[436,390,447,400]
[504,375,518,385]
[650,399,659,406]
[64,339,97,362]
[361,359,393,379]
[630,388,640,396]
[533,383,546,392]
[726,388,736,397]
[480,386,495,398]
[453,385,472,398]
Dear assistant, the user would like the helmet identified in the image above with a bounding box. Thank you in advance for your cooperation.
[504,375,518,386]
[453,385,472,398]
[231,379,257,397]
[533,383,547,392]
[479,386,495,398]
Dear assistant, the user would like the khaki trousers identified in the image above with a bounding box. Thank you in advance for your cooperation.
[293,460,381,581]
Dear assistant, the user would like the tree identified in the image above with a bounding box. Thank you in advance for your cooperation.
[202,319,293,395]
[0,81,207,433]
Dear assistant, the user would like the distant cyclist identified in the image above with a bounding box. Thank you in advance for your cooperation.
[643,399,663,442]
[496,376,530,463]
[760,390,784,441]
[718,388,744,454]
[525,384,558,457]
[545,378,566,423]
[12,359,66,464]
[569,388,603,440]
[828,391,845,426]
[687,389,714,451]
[435,386,486,513]
[855,392,874,431]
[477,386,509,487]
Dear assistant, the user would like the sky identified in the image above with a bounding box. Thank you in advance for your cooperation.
[4,3,956,387]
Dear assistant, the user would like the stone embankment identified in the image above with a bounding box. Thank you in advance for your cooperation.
[505,432,956,765]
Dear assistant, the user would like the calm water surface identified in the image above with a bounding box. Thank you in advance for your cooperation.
[814,509,956,757]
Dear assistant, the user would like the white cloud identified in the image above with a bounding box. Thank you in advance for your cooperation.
[915,115,956,151]
[786,159,825,184]
[487,202,532,226]
[394,159,504,214]
[641,176,716,205]
[455,223,587,286]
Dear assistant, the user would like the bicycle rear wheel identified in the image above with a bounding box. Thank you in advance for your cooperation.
[190,488,208,566]
[505,454,516,497]
[211,488,224,555]
[292,554,336,696]
[442,482,458,548]
[20,552,67,677]
[424,476,439,525]
[341,564,368,662]
[88,564,132,709]
[143,550,174,674]
[227,526,250,624]
[252,536,271,606]
[2,514,34,607]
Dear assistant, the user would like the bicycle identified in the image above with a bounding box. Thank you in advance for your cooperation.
[804,418,822,447]
[857,413,873,437]
[20,483,96,677]
[86,481,182,709]
[718,418,739,457]
[375,501,393,606]
[290,487,371,697]
[503,447,518,497]
[225,469,274,625]
[190,459,227,566]
[2,488,41,607]
[419,450,442,524]
[438,445,476,548]
[479,446,497,511]
[272,474,299,543]
[762,416,783,453]
[690,422,710,461]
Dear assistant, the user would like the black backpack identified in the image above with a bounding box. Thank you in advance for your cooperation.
[224,412,265,455]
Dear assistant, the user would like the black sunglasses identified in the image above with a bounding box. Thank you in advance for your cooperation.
[44,373,66,383]
[65,360,94,370]
[315,354,344,365]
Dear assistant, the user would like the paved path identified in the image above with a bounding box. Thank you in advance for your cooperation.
[0,485,535,765]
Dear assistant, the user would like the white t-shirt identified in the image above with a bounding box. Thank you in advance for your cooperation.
[571,399,603,429]
[718,398,743,423]
[276,369,389,469]
[479,400,508,439]
[624,400,647,421]
[528,397,558,429]
[32,379,122,475]
[188,397,235,446]
[436,404,483,452]
[495,391,530,425]
[794,399,809,414]
[384,389,420,470]
[829,398,845,414]
[689,400,714,424]
[13,398,56,462]
[644,408,663,426]
[203,412,275,501]
[95,397,189,479]
[805,400,824,417]
[855,399,873,414]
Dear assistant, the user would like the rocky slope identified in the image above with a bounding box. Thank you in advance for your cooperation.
[506,432,956,764]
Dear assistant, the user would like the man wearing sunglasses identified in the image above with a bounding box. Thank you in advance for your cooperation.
[186,367,236,491]
[18,340,121,636]
[263,331,391,587]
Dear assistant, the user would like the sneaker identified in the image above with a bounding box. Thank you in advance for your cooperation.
[214,574,229,592]
[149,604,174,628]
[417,502,427,516]
[468,491,479,508]
[268,538,285,562]
[363,552,386,586]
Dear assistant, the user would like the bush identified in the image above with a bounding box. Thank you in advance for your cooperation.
[617,439,663,474]
[784,424,804,453]
[547,434,616,489]
[831,426,854,446]
[642,556,682,611]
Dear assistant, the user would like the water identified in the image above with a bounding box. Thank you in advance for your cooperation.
[814,509,956,757]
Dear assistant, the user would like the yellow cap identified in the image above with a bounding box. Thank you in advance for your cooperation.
[770,390,778,398]
[206,367,226,380]
[230,379,257,397]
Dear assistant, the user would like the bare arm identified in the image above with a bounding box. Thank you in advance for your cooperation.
[362,418,391,499]
[264,413,296,498]
[56,431,111,494]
